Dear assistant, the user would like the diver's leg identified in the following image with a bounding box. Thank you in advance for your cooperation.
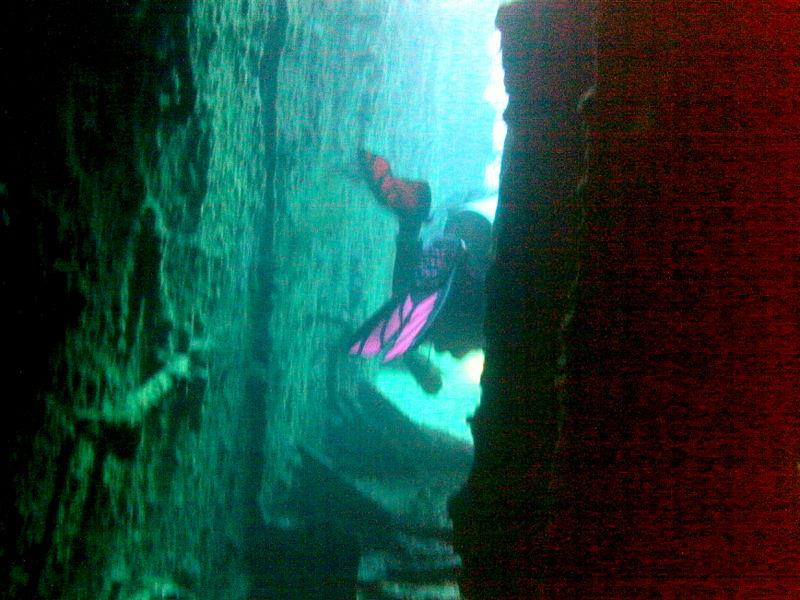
[359,149,429,295]
[392,219,422,296]
[356,150,444,392]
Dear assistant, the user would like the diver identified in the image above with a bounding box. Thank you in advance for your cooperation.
[348,150,492,392]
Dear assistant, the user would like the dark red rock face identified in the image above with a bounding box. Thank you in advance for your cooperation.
[453,1,800,597]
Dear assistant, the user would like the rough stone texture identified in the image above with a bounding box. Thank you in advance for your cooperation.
[3,1,476,598]
[449,1,594,596]
[4,3,218,597]
[552,2,800,595]
[452,0,800,598]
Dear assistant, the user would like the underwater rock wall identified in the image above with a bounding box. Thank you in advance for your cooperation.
[3,2,228,596]
[453,0,800,597]
[4,0,288,597]
[261,0,441,516]
[549,1,800,595]
[449,1,594,596]
[4,0,449,598]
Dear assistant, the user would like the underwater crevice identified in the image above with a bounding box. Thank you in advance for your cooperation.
[127,208,169,382]
[241,0,290,593]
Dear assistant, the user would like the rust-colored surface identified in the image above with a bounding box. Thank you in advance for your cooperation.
[453,1,800,597]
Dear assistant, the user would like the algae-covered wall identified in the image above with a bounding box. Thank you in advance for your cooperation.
[3,0,477,598]
[261,0,440,512]
[5,1,273,595]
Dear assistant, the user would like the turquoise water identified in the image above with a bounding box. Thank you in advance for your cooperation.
[375,346,483,443]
